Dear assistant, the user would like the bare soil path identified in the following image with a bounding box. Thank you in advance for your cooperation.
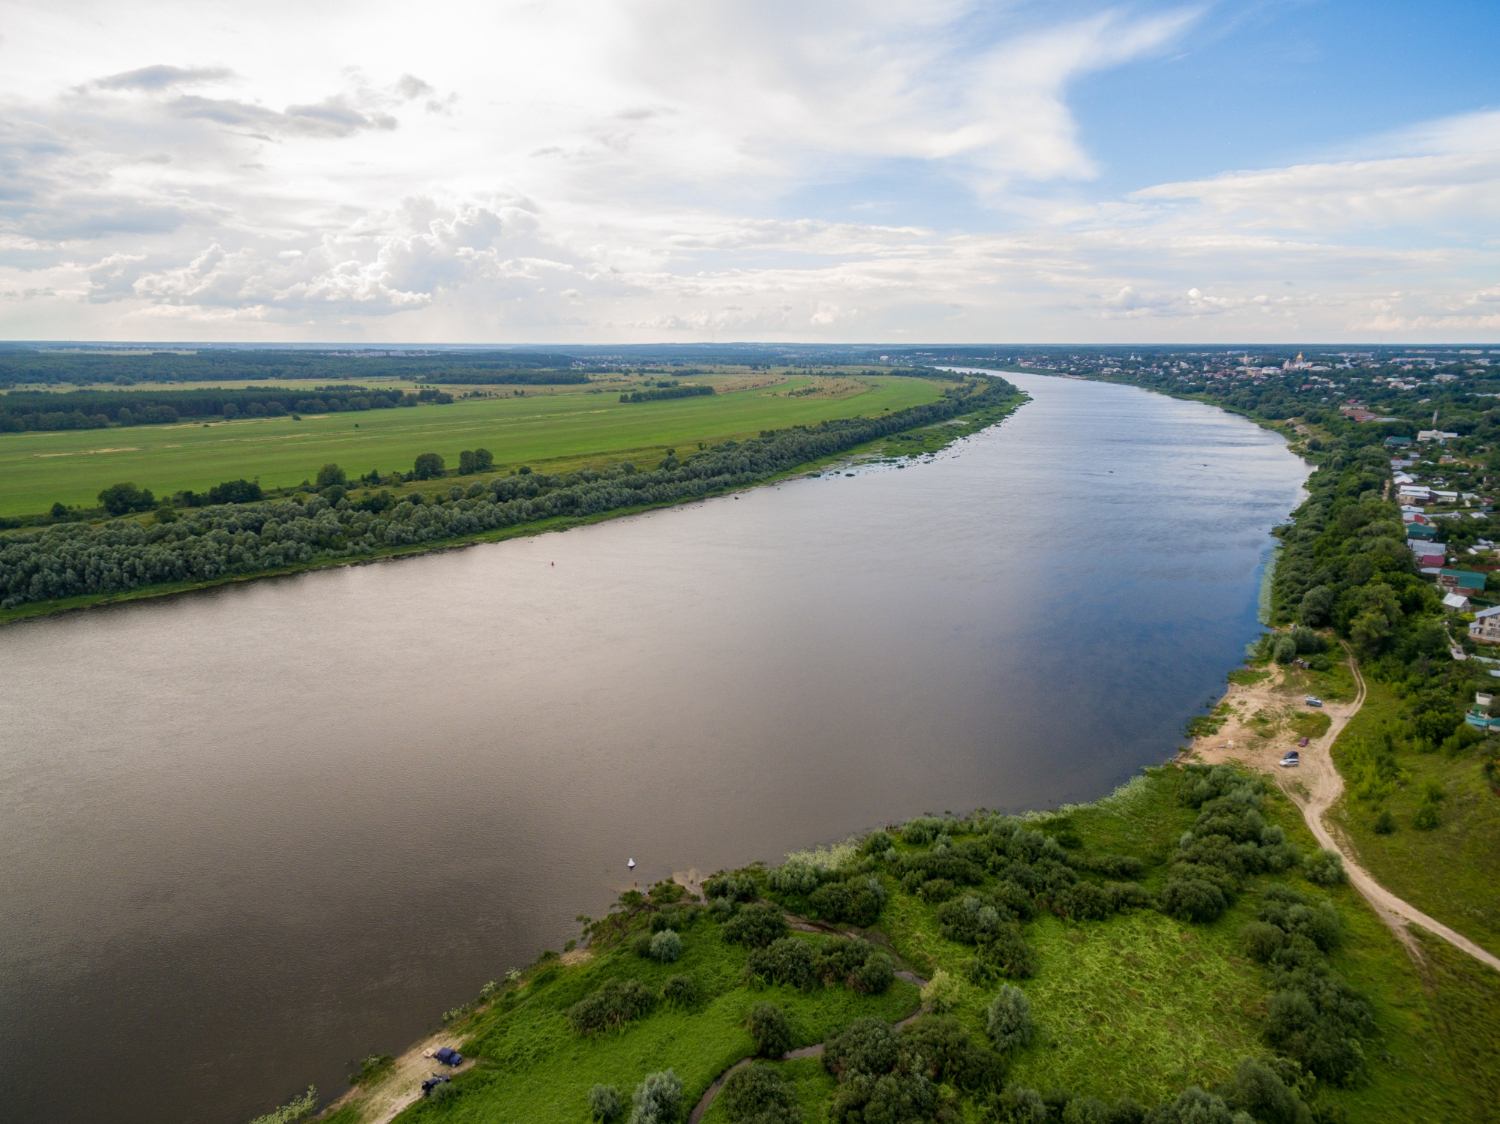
[1190,653,1500,973]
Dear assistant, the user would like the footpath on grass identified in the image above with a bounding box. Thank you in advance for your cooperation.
[1190,650,1500,974]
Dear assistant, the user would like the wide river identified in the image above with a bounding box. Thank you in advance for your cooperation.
[0,373,1308,1124]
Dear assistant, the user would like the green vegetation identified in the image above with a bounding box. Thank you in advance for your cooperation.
[0,371,943,518]
[321,767,1500,1124]
[1,376,1021,620]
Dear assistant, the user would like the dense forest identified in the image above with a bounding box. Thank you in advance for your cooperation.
[0,376,1018,611]
[0,385,455,431]
[0,348,585,388]
[620,385,715,403]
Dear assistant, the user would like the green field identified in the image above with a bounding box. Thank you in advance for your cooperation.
[1330,676,1500,959]
[0,373,942,517]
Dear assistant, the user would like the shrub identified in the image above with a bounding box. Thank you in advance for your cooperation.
[649,929,682,963]
[428,1082,460,1105]
[747,1002,794,1057]
[723,902,791,947]
[567,978,657,1034]
[981,921,1038,978]
[721,1063,800,1124]
[1303,849,1347,886]
[808,876,886,927]
[316,463,346,488]
[921,969,961,1013]
[1241,921,1285,963]
[98,481,156,515]
[747,937,816,989]
[412,452,446,480]
[993,1086,1048,1123]
[1159,877,1229,923]
[987,985,1034,1054]
[629,1070,682,1124]
[1413,804,1440,831]
[705,872,759,903]
[1372,809,1396,834]
[823,1018,899,1080]
[849,951,895,995]
[661,974,699,1008]
[901,817,945,845]
[862,830,894,855]
[916,877,956,903]
[938,895,1004,944]
[1149,1087,1234,1124]
[1226,1056,1308,1124]
[248,1087,318,1124]
[588,1083,624,1122]
[901,1015,1006,1090]
[768,860,822,895]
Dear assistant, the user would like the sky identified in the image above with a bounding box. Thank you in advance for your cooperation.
[2,0,1499,344]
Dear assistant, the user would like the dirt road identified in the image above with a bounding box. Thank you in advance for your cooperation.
[1191,654,1500,973]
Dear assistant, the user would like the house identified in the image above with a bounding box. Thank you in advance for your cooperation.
[1411,542,1446,565]
[1384,435,1413,448]
[1418,429,1460,443]
[1465,690,1500,728]
[1407,523,1438,540]
[1471,606,1500,644]
[1438,568,1486,594]
[1443,592,1471,612]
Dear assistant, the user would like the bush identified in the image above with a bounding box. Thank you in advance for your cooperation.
[1413,804,1440,831]
[721,1063,800,1124]
[1226,1056,1309,1124]
[808,876,885,927]
[823,1018,899,1080]
[428,1081,460,1105]
[768,860,822,895]
[1241,921,1285,963]
[747,1002,794,1057]
[207,478,264,505]
[1274,635,1298,664]
[723,902,790,947]
[987,985,1034,1054]
[588,1083,624,1122]
[661,974,699,1008]
[567,978,657,1034]
[921,969,961,1013]
[649,929,682,962]
[1303,849,1347,886]
[863,830,894,855]
[849,951,895,995]
[412,452,446,480]
[901,1015,1006,1091]
[901,817,945,845]
[316,463,346,488]
[1372,809,1396,834]
[1159,877,1229,923]
[705,872,759,903]
[629,1070,682,1124]
[98,482,156,515]
[747,937,816,989]
[1148,1087,1233,1124]
[917,878,956,903]
[458,448,494,475]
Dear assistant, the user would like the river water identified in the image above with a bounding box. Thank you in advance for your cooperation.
[0,373,1307,1124]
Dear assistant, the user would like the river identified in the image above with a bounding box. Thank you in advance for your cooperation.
[0,373,1308,1124]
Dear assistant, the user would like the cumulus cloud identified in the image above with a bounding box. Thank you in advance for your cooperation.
[0,0,1495,341]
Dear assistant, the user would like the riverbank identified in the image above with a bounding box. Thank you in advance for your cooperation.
[0,379,1025,626]
[302,765,1497,1124]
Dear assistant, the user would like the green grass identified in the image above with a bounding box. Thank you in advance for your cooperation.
[329,766,1500,1124]
[397,921,918,1124]
[0,373,943,517]
[1330,677,1500,959]
[1227,668,1271,686]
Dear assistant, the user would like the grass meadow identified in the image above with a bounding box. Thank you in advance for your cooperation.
[0,372,943,517]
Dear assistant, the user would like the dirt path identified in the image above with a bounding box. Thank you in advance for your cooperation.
[1190,653,1500,973]
[319,1031,474,1124]
[1282,656,1500,972]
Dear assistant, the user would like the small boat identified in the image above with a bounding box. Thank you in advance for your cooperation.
[627,858,636,870]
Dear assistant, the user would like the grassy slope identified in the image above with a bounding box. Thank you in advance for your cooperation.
[398,925,918,1124]
[355,768,1499,1124]
[1328,676,1500,960]
[0,374,942,516]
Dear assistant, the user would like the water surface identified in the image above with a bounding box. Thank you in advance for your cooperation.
[0,374,1307,1124]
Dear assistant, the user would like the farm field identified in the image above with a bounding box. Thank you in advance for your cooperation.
[0,372,942,517]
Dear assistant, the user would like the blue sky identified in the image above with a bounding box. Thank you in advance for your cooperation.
[2,0,1498,343]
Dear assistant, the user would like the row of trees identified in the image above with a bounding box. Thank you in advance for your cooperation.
[0,386,453,431]
[1,378,1018,610]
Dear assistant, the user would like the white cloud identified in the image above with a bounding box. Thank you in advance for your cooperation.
[0,0,1496,342]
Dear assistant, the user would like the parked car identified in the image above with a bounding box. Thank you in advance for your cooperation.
[1280,751,1300,767]
[434,1047,463,1066]
[422,1076,451,1097]
[1298,736,1309,747]
[1305,696,1323,707]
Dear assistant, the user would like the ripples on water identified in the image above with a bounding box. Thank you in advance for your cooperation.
[0,373,1308,1124]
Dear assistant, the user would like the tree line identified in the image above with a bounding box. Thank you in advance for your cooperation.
[0,377,1019,610]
